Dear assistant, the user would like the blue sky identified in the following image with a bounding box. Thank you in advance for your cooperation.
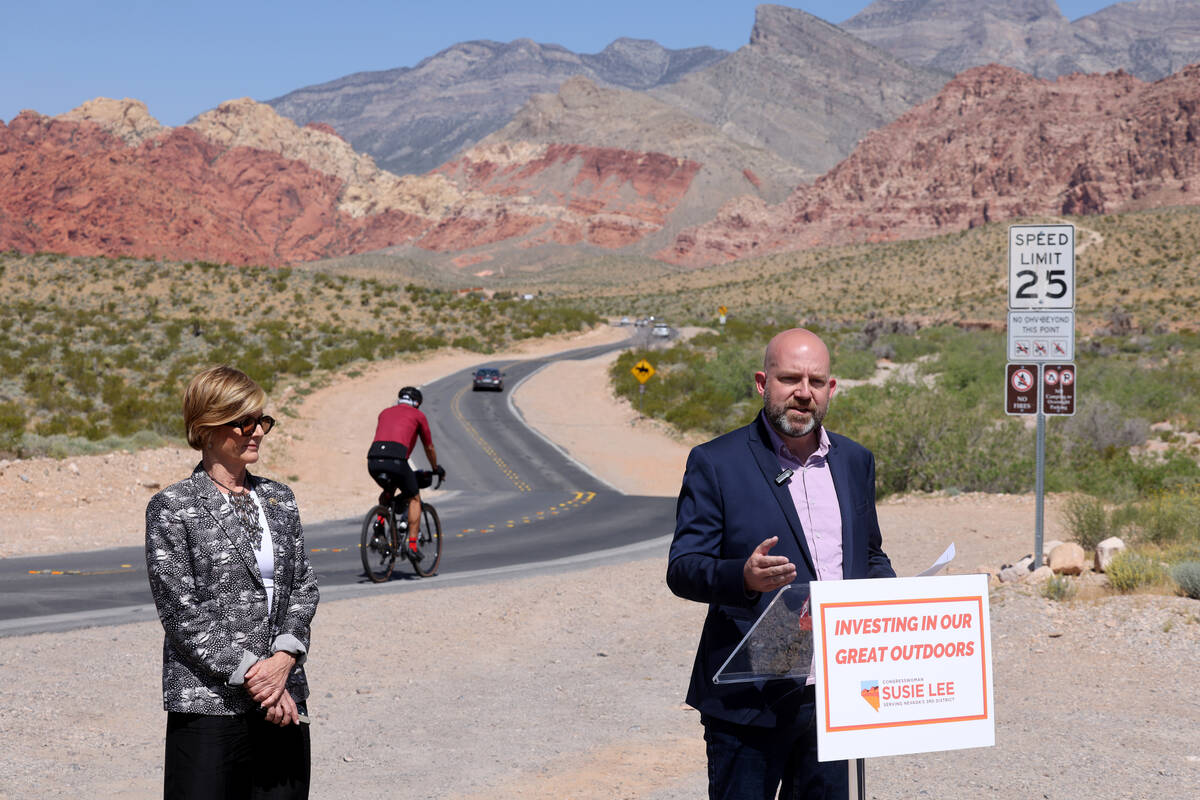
[2,1,1120,126]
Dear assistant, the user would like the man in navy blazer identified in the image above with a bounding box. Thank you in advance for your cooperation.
[668,328,895,800]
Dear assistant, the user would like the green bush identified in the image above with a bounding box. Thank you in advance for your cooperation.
[1106,551,1167,593]
[1136,491,1200,545]
[1062,495,1110,551]
[1040,574,1076,602]
[1171,562,1200,599]
[0,401,26,453]
[832,346,876,380]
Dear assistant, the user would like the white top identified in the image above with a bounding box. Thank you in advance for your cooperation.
[223,489,275,617]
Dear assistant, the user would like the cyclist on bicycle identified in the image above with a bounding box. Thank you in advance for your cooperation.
[368,386,444,550]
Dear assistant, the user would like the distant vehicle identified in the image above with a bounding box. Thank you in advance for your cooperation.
[618,316,632,326]
[472,368,504,391]
[634,318,649,327]
[651,324,671,338]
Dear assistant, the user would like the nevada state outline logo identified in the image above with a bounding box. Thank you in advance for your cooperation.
[860,679,880,711]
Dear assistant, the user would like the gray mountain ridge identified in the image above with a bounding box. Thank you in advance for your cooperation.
[649,4,950,178]
[843,0,1200,80]
[267,37,727,176]
[264,1,1200,190]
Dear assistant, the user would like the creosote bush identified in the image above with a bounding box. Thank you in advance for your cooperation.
[1171,562,1200,599]
[1105,551,1167,593]
[1063,495,1111,551]
[1040,574,1076,602]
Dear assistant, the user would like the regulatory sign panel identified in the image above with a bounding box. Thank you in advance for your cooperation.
[1009,224,1074,310]
[1005,363,1038,415]
[1042,363,1076,416]
[1007,310,1075,361]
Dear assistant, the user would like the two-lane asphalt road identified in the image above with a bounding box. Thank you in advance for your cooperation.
[0,331,678,636]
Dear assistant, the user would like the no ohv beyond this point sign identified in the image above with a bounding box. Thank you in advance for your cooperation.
[1006,363,1038,415]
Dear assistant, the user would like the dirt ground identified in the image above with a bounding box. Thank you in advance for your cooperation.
[1,324,1197,799]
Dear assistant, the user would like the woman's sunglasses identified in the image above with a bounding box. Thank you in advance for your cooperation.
[225,415,276,436]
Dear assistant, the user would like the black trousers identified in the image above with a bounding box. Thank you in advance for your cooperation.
[701,688,848,800]
[164,712,310,800]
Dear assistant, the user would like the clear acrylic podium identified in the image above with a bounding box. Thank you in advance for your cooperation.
[713,583,813,684]
[711,582,864,800]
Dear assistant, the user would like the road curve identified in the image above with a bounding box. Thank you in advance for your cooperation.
[0,331,678,635]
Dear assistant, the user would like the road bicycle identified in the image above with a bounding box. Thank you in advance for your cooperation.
[361,469,443,581]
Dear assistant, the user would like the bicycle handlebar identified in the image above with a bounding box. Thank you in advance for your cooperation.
[415,468,445,490]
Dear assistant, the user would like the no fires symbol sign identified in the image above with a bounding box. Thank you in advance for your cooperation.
[1011,367,1034,393]
[1006,363,1038,415]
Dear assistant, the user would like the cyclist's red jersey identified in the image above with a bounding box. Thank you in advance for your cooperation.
[373,403,432,455]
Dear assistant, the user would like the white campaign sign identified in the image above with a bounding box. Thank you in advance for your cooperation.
[810,574,994,761]
[1009,224,1074,310]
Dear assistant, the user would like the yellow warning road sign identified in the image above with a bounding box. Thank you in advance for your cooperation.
[631,359,656,384]
[718,305,728,316]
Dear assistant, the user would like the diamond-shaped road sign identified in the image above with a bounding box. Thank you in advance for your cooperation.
[631,359,656,384]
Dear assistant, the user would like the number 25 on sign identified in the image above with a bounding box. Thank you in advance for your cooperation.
[1009,224,1074,310]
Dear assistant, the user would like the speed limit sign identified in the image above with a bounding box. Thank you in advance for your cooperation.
[1010,224,1074,310]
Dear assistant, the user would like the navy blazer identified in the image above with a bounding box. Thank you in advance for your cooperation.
[667,414,895,727]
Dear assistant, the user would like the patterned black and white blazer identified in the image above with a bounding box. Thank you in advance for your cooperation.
[145,464,320,715]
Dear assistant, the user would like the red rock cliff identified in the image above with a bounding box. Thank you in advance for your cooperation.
[663,63,1200,266]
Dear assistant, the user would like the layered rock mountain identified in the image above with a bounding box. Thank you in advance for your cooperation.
[0,106,427,266]
[0,97,714,266]
[842,0,1200,81]
[649,4,949,177]
[265,37,727,176]
[663,63,1200,266]
[477,76,808,219]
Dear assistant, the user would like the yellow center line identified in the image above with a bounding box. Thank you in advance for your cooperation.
[451,382,532,492]
[450,491,597,539]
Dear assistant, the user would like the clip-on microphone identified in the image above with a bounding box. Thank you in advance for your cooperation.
[774,468,793,486]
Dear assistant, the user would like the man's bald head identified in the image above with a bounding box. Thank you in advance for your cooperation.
[763,328,831,375]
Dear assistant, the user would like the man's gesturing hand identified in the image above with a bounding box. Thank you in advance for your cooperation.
[743,536,796,594]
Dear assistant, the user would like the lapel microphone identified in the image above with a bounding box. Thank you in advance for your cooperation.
[774,468,793,486]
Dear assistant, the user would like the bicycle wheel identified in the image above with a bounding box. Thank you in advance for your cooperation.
[360,505,396,583]
[408,503,442,577]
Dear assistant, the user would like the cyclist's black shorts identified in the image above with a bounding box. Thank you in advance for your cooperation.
[367,441,418,498]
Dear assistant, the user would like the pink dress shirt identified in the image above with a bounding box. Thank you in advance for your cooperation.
[765,423,844,685]
[765,423,844,581]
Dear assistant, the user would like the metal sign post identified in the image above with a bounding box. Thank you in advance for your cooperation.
[1008,224,1075,568]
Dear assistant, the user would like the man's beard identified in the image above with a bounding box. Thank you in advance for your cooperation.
[764,386,827,438]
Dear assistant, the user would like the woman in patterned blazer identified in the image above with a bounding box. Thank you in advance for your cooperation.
[146,365,320,799]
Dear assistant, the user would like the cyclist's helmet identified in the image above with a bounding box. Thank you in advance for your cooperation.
[397,386,423,407]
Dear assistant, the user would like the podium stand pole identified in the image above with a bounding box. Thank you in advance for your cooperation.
[848,758,865,800]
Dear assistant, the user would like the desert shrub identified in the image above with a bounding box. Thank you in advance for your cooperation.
[451,335,488,353]
[1105,551,1167,593]
[833,381,1032,496]
[832,346,876,380]
[1041,574,1076,602]
[0,401,26,453]
[1133,490,1200,545]
[1061,399,1150,455]
[1062,495,1111,551]
[1171,562,1200,599]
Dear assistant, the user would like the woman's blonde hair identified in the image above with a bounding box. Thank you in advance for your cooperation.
[183,365,267,450]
